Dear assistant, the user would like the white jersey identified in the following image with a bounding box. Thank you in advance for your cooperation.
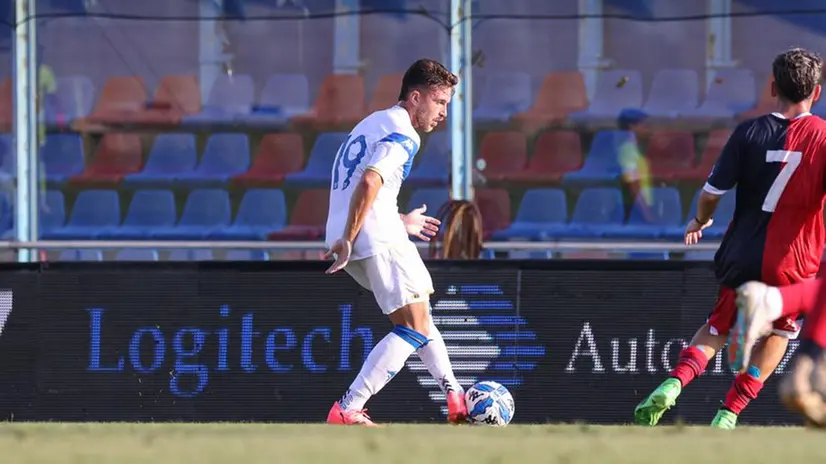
[325,105,421,261]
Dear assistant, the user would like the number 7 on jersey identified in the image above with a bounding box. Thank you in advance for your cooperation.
[763,150,802,212]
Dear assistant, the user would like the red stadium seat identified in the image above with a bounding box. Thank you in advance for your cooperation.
[75,76,149,129]
[475,188,512,239]
[0,78,10,132]
[477,131,528,182]
[512,71,588,131]
[368,73,403,114]
[293,74,367,130]
[267,189,329,240]
[68,133,142,186]
[509,130,583,183]
[233,133,304,187]
[646,130,696,181]
[118,75,202,126]
[674,129,730,181]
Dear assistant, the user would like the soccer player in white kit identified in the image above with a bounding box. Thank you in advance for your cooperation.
[324,59,468,426]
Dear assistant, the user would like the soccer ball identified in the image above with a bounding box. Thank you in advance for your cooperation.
[464,381,515,426]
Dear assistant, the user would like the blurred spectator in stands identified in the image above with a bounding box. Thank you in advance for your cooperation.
[37,42,57,212]
[617,108,653,220]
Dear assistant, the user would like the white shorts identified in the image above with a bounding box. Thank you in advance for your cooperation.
[345,240,434,315]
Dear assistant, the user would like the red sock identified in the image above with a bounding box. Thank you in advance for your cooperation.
[669,346,709,387]
[723,373,764,415]
[778,278,822,317]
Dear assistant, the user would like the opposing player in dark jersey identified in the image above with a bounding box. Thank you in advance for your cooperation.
[634,48,826,429]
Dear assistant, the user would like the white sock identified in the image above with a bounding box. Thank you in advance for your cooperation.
[339,327,423,412]
[417,320,463,395]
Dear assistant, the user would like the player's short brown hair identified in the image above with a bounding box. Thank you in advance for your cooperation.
[398,59,459,101]
[773,48,823,103]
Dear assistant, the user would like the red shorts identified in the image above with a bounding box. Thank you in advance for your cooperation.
[706,286,803,339]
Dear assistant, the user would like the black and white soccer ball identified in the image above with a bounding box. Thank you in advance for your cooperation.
[464,381,515,427]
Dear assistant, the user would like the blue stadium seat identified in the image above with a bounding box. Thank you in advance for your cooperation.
[284,132,348,187]
[115,249,159,261]
[225,249,270,261]
[494,189,567,240]
[473,72,532,124]
[602,187,683,239]
[151,189,231,239]
[210,189,287,239]
[407,188,450,214]
[625,252,671,260]
[545,188,624,238]
[98,190,176,239]
[684,250,717,261]
[407,132,449,186]
[43,134,85,184]
[0,133,14,181]
[169,249,215,261]
[562,131,627,183]
[123,134,197,187]
[46,190,120,239]
[58,249,103,261]
[243,74,311,126]
[175,133,250,187]
[40,190,67,237]
[568,70,644,124]
[182,74,255,125]
[665,188,736,240]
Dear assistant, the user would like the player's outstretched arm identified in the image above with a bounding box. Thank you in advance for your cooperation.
[685,190,722,245]
[325,170,383,274]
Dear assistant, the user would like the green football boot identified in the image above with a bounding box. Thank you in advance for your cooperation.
[710,408,738,430]
[634,378,682,426]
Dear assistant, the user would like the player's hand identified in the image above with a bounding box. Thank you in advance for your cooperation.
[402,204,441,241]
[684,218,714,245]
[323,238,352,274]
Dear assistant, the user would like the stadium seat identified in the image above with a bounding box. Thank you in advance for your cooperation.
[151,189,231,239]
[245,74,311,126]
[175,133,250,187]
[473,71,532,125]
[368,73,403,114]
[738,76,773,120]
[210,189,287,240]
[476,131,528,182]
[43,134,85,184]
[47,76,95,125]
[407,188,450,214]
[0,79,10,130]
[562,130,628,183]
[508,131,583,183]
[493,189,567,240]
[40,190,67,237]
[58,249,104,261]
[45,190,120,239]
[512,71,588,130]
[97,190,176,239]
[674,130,730,181]
[684,250,717,261]
[641,69,699,118]
[115,249,159,261]
[123,134,198,187]
[407,132,450,186]
[183,74,255,125]
[0,133,13,180]
[69,133,143,186]
[225,249,270,261]
[268,189,329,240]
[665,188,736,240]
[283,132,347,187]
[0,190,12,237]
[232,133,304,187]
[475,188,511,239]
[681,69,757,121]
[602,187,683,239]
[121,75,202,126]
[545,188,624,238]
[292,74,367,130]
[646,131,696,181]
[569,70,644,124]
[169,249,214,261]
[79,76,149,126]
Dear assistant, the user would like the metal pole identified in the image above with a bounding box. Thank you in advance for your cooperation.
[13,0,37,262]
[332,0,360,74]
[449,0,473,201]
